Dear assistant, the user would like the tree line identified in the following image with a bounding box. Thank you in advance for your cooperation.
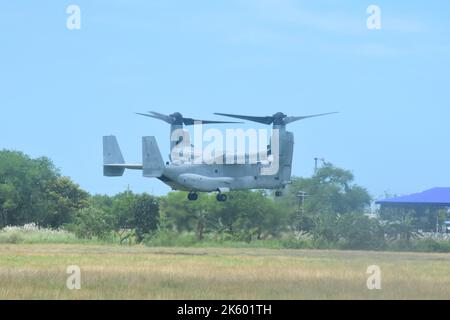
[1,149,449,251]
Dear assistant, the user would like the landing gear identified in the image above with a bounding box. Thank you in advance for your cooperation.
[187,192,198,201]
[275,190,283,197]
[216,193,227,202]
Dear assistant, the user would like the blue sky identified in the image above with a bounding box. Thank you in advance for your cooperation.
[1,1,449,199]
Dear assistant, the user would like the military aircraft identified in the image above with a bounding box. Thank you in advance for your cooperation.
[103,111,337,201]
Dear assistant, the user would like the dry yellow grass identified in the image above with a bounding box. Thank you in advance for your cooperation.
[0,244,449,299]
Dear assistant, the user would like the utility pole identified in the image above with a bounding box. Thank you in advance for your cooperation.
[436,211,440,234]
[314,157,325,175]
[296,191,308,231]
[297,191,308,215]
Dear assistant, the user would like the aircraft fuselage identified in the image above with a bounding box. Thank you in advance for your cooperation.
[158,163,288,192]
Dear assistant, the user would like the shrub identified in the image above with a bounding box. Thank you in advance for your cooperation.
[336,213,385,250]
[280,232,315,249]
[0,232,24,244]
[280,237,313,249]
[69,207,113,240]
[0,223,79,244]
[411,239,450,253]
[133,194,159,242]
[144,230,197,247]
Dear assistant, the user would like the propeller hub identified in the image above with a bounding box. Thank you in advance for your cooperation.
[272,112,287,125]
[169,112,184,125]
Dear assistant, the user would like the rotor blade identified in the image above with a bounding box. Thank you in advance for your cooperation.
[148,111,168,117]
[147,111,172,123]
[135,112,171,123]
[284,112,339,124]
[182,118,243,126]
[214,113,274,125]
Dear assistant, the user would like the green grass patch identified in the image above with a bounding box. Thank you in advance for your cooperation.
[0,244,449,299]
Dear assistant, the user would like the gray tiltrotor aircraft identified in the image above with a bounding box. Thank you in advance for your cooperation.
[103,111,336,201]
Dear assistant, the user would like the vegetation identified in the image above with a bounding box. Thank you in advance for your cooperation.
[1,150,449,253]
[0,150,88,228]
[0,223,82,244]
[0,244,449,299]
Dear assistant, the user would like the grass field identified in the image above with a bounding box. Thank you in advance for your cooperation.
[0,244,449,299]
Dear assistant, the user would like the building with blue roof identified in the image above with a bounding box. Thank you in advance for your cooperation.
[376,188,450,233]
[376,188,450,207]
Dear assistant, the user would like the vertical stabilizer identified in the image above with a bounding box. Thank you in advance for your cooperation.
[142,136,165,177]
[103,136,125,176]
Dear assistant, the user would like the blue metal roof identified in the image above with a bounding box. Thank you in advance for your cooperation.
[376,188,450,207]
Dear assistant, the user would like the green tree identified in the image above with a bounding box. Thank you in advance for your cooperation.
[43,176,89,228]
[212,191,288,241]
[71,206,113,240]
[384,213,421,245]
[0,150,91,228]
[133,193,159,242]
[283,163,372,231]
[0,183,18,227]
[0,151,58,227]
[336,213,384,250]
[111,190,136,244]
[160,192,214,241]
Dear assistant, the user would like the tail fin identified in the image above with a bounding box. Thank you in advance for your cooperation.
[103,136,126,176]
[103,136,143,176]
[142,136,165,178]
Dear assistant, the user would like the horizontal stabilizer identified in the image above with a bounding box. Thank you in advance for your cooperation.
[104,163,143,170]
